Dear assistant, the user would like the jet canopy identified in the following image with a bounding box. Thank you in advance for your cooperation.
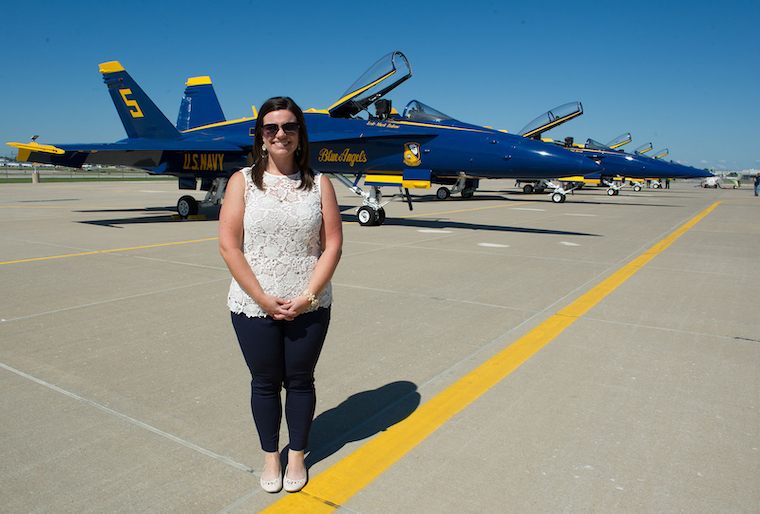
[329,51,412,118]
[402,100,454,122]
[518,101,583,139]
[605,133,632,149]
[585,138,613,151]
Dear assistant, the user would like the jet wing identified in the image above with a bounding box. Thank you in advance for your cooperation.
[8,139,245,170]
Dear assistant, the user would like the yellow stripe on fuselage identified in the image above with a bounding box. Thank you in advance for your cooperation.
[364,174,431,189]
[392,120,489,133]
[181,116,257,133]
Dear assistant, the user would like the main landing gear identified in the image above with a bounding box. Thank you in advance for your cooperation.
[331,174,413,226]
[603,180,622,196]
[541,179,580,203]
[357,205,386,226]
[176,177,228,218]
[434,177,476,200]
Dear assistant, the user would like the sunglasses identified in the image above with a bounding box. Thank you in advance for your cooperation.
[261,122,300,138]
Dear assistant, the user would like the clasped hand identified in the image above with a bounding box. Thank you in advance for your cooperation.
[258,294,310,321]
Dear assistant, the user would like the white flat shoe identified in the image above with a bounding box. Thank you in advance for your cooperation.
[260,466,282,493]
[283,465,308,493]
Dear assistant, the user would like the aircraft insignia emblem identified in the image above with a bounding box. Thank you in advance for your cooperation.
[404,142,421,166]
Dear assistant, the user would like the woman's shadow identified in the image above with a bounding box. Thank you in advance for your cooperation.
[302,380,420,467]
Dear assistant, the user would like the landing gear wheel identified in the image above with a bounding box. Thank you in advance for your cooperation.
[357,206,379,226]
[377,207,386,225]
[177,195,198,218]
[607,188,616,196]
[551,192,565,203]
[633,185,642,192]
[461,188,475,199]
[523,184,534,194]
[436,187,450,200]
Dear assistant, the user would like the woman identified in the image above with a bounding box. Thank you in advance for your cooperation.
[219,97,342,493]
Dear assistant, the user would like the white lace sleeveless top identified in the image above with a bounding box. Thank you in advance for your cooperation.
[227,168,332,318]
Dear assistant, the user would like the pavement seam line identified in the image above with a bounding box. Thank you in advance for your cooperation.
[256,200,722,514]
[0,361,255,474]
[1,278,230,322]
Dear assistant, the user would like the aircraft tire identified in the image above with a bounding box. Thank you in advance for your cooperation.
[436,187,450,200]
[377,208,386,225]
[607,189,616,196]
[633,185,642,192]
[551,192,565,203]
[357,206,379,226]
[523,184,534,194]
[461,188,475,199]
[177,195,198,218]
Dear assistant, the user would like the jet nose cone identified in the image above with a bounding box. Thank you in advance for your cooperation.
[513,138,602,179]
[541,147,602,176]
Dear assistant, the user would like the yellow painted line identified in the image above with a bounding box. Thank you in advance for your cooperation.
[262,200,723,513]
[0,238,219,266]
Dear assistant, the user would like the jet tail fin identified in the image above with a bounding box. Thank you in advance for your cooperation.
[99,61,181,139]
[176,76,226,131]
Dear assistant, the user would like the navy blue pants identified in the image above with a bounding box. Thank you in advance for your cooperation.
[231,308,330,453]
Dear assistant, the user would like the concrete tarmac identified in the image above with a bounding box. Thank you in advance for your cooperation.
[1,179,757,513]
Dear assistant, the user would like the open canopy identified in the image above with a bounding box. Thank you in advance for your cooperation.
[517,101,583,139]
[585,138,613,151]
[328,51,412,118]
[605,133,632,149]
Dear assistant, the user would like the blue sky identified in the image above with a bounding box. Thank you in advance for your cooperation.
[2,0,758,171]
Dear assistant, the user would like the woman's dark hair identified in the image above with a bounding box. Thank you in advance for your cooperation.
[250,96,314,191]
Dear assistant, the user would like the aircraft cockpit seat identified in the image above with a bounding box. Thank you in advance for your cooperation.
[374,99,392,120]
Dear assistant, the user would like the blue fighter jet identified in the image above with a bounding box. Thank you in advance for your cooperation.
[508,102,712,200]
[8,52,600,225]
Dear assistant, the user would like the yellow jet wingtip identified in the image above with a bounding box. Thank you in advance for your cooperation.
[99,61,125,74]
[7,141,66,155]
